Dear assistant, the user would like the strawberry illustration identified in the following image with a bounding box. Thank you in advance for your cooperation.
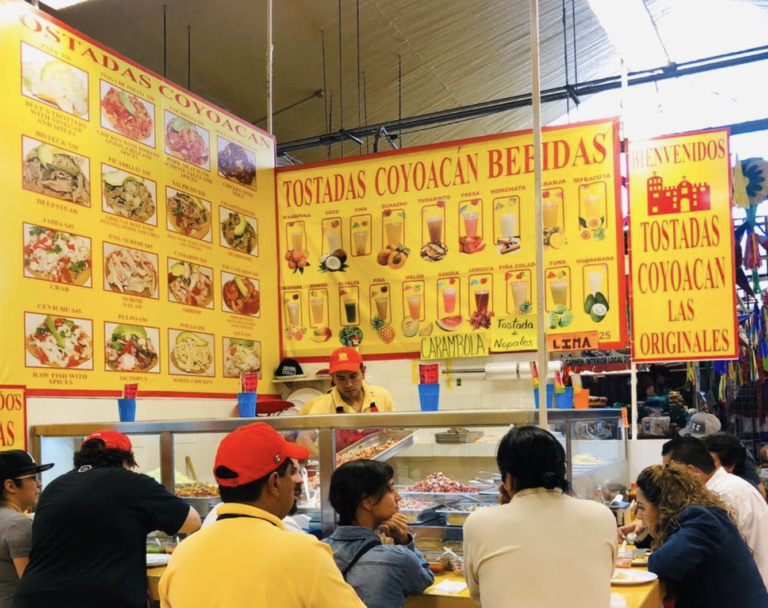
[383,209,393,217]
[437,200,445,208]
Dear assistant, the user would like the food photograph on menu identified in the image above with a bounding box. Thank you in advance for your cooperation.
[223,337,261,378]
[101,166,157,224]
[22,136,90,207]
[21,43,89,119]
[100,81,155,145]
[164,111,210,169]
[221,272,260,317]
[219,207,258,255]
[168,329,215,376]
[166,187,212,241]
[24,313,93,370]
[167,258,215,309]
[104,322,160,373]
[103,243,159,298]
[217,137,256,189]
[23,223,92,287]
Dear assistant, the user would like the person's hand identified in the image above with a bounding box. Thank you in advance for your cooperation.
[380,513,410,545]
[498,483,512,505]
[617,519,646,542]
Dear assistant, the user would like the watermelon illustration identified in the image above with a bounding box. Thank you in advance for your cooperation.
[436,316,463,332]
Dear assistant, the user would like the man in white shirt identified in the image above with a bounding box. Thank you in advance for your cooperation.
[666,436,768,590]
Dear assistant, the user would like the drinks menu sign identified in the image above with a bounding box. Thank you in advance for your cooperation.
[628,130,738,362]
[0,0,280,395]
[276,120,628,359]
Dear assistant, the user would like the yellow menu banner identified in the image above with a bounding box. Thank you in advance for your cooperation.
[0,387,26,451]
[0,0,280,396]
[628,129,738,362]
[276,120,627,359]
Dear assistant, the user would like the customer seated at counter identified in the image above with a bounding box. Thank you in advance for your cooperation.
[323,460,434,608]
[14,430,200,608]
[703,431,767,498]
[637,463,768,608]
[463,426,616,608]
[159,423,365,608]
[0,451,53,608]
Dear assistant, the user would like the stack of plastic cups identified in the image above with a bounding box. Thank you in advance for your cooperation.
[417,364,440,412]
[238,373,259,417]
[118,383,138,422]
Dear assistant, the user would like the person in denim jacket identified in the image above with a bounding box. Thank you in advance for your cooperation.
[323,460,434,608]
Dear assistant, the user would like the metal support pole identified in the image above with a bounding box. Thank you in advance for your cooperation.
[160,431,175,493]
[266,0,274,134]
[631,362,638,442]
[530,0,548,428]
[318,427,336,538]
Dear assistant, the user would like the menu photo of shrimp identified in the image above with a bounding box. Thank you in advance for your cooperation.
[101,164,157,225]
[168,328,215,377]
[217,137,256,190]
[23,223,92,287]
[24,312,93,370]
[167,258,214,309]
[22,136,90,207]
[21,43,89,120]
[219,206,258,256]
[104,322,160,374]
[99,80,155,146]
[221,272,260,317]
[103,242,159,299]
[164,111,210,170]
[166,187,212,242]
[222,337,261,379]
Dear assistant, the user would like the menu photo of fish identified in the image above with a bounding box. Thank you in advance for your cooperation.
[104,322,160,373]
[221,272,260,317]
[219,206,258,256]
[100,81,155,146]
[164,111,210,170]
[167,258,215,309]
[22,136,90,207]
[21,43,89,119]
[168,328,215,377]
[23,223,92,287]
[25,313,93,370]
[102,164,157,225]
[103,242,159,299]
[217,137,256,190]
[166,187,212,242]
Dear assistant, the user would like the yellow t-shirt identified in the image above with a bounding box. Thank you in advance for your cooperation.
[299,382,395,415]
[159,503,365,608]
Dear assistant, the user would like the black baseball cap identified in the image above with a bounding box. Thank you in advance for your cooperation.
[275,358,305,378]
[0,450,54,482]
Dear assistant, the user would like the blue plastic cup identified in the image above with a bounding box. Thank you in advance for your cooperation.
[533,385,554,409]
[117,398,136,422]
[418,384,440,412]
[237,392,257,417]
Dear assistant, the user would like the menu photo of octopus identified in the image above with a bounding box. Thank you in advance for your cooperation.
[221,272,260,317]
[219,206,258,256]
[167,258,215,309]
[99,80,156,146]
[166,187,212,242]
[101,164,157,225]
[104,322,160,374]
[22,136,90,207]
[103,242,159,299]
[23,223,92,287]
[168,328,215,377]
[164,111,210,170]
[24,312,93,370]
[217,137,257,190]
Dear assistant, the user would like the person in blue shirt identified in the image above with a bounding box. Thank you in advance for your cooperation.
[637,463,768,608]
[323,460,434,608]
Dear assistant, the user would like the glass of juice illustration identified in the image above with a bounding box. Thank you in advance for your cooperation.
[474,290,489,313]
[290,230,304,252]
[581,183,605,221]
[324,228,340,254]
[374,295,389,321]
[549,278,569,308]
[427,216,443,243]
[343,298,358,324]
[286,300,300,326]
[510,279,529,311]
[353,230,369,255]
[442,288,457,314]
[385,221,403,248]
[543,201,559,231]
[463,212,479,238]
[310,298,325,324]
[407,294,422,319]
[588,267,605,296]
[499,212,517,240]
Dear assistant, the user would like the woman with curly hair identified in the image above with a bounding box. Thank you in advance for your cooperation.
[637,463,768,608]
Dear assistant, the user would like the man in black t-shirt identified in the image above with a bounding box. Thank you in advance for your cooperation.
[14,430,200,608]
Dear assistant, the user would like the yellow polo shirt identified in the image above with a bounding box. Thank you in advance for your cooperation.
[298,382,395,415]
[159,503,365,608]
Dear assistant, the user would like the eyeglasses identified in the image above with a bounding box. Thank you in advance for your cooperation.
[15,473,40,482]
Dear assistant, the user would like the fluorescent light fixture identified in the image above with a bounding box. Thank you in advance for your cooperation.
[39,0,92,9]
[587,0,670,71]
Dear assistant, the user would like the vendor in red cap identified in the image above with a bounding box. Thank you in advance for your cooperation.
[15,430,201,608]
[160,423,364,608]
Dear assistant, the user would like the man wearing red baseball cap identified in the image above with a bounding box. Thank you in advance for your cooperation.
[160,423,365,608]
[15,430,200,608]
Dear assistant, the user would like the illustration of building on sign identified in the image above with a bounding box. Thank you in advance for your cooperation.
[647,173,711,215]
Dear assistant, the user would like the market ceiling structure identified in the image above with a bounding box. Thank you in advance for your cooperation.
[44,0,768,163]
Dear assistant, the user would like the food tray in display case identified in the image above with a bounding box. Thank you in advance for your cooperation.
[336,430,416,465]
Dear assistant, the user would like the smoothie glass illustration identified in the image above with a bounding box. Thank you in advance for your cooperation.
[323,226,340,255]
[353,230,369,255]
[407,294,422,319]
[343,298,358,323]
[549,279,568,307]
[543,201,559,232]
[499,212,517,240]
[374,294,389,321]
[310,297,325,325]
[385,220,403,248]
[510,278,530,312]
[285,298,300,327]
[587,267,605,296]
[463,212,479,238]
[580,182,606,229]
[474,290,489,314]
[290,230,304,252]
[427,216,443,243]
[442,287,457,314]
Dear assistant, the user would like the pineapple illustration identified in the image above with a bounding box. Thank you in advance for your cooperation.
[372,316,396,344]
